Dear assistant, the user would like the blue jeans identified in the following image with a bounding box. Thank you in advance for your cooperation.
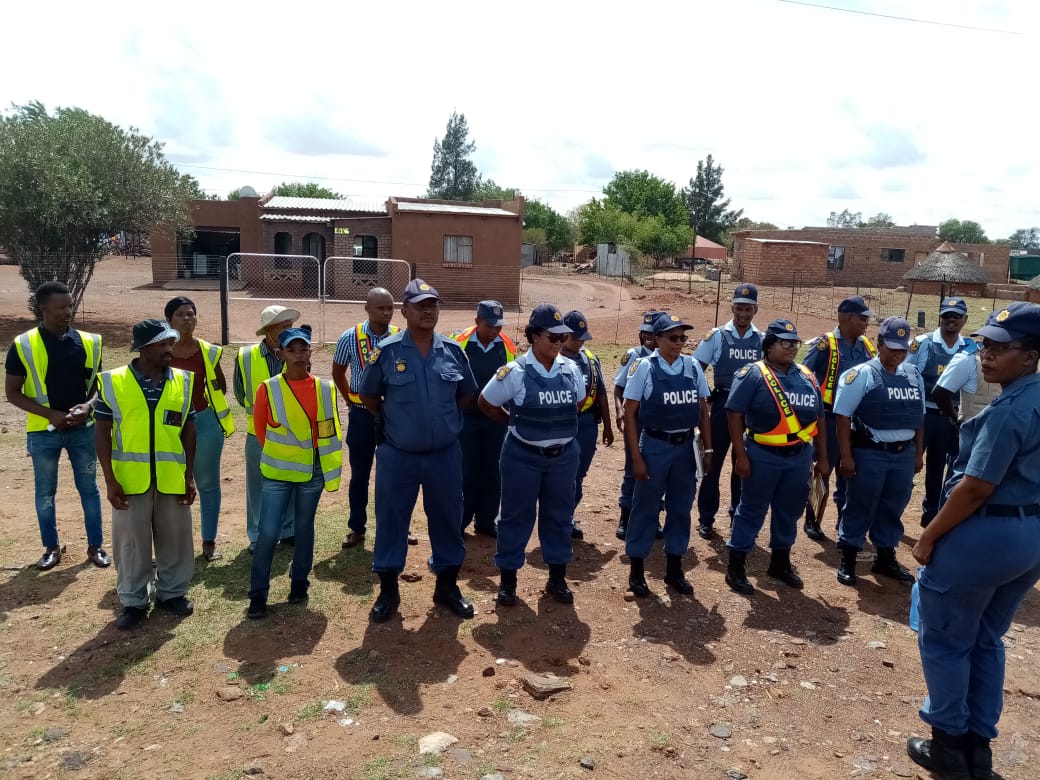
[627,433,697,559]
[345,406,376,535]
[728,440,812,554]
[248,459,324,598]
[193,407,225,542]
[27,425,103,548]
[245,433,295,544]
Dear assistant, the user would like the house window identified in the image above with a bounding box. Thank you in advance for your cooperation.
[444,235,473,267]
[273,231,292,255]
[353,235,378,258]
[302,232,325,261]
[880,248,906,263]
[827,245,846,271]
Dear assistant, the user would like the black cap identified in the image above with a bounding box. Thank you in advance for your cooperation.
[837,295,876,317]
[563,310,593,340]
[528,303,572,334]
[131,319,179,351]
[403,278,439,303]
[972,302,1040,343]
[765,319,800,340]
[653,313,693,335]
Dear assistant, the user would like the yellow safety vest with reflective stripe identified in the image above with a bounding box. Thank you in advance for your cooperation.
[98,366,194,495]
[14,328,102,432]
[748,361,820,446]
[452,325,518,363]
[260,376,343,490]
[821,332,877,407]
[198,339,234,437]
[237,343,276,435]
[578,347,599,413]
[346,323,400,406]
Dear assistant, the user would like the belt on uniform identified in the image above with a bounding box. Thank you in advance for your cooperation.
[710,387,730,402]
[746,438,808,457]
[925,407,958,417]
[852,436,914,453]
[981,503,1040,517]
[509,435,571,458]
[644,428,695,445]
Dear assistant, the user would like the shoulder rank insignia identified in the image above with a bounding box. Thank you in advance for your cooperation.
[844,369,858,385]
[628,359,641,377]
[704,328,717,341]
[621,352,631,366]
[736,364,752,379]
[495,365,512,381]
[369,348,380,364]
[816,337,828,351]
[909,340,920,354]
[395,359,407,373]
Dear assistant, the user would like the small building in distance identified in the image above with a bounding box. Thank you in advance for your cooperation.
[676,236,729,264]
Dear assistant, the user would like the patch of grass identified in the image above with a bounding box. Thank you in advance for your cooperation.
[110,721,147,738]
[296,701,323,722]
[422,753,441,768]
[650,731,671,749]
[358,755,403,780]
[175,688,196,705]
[541,716,564,728]
[390,733,416,750]
[344,682,375,714]
[508,726,527,743]
[205,772,244,780]
[491,697,511,713]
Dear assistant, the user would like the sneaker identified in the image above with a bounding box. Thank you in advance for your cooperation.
[155,596,194,616]
[287,582,309,605]
[116,605,148,630]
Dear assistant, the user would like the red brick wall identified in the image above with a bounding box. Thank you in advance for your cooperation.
[150,197,262,283]
[734,240,829,285]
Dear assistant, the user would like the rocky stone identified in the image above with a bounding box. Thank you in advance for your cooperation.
[882,659,895,669]
[169,702,186,714]
[507,710,541,727]
[726,770,748,780]
[480,774,505,780]
[216,687,244,702]
[482,666,496,677]
[243,764,265,776]
[28,702,46,715]
[890,763,913,777]
[59,751,90,771]
[522,672,572,699]
[866,640,887,650]
[580,756,595,770]
[401,572,423,582]
[800,681,818,690]
[418,731,458,755]
[279,722,294,736]
[729,675,749,688]
[450,748,472,764]
[42,727,66,742]
[284,733,308,754]
[416,769,444,779]
[477,706,494,717]
[709,723,733,739]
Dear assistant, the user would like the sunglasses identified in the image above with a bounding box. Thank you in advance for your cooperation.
[662,334,688,343]
[941,312,965,320]
[977,340,1025,355]
[777,340,801,349]
[543,332,567,344]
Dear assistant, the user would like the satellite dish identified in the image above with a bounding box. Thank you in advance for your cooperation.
[238,186,258,198]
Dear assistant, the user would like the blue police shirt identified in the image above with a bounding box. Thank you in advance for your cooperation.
[480,351,585,447]
[613,345,652,389]
[833,359,925,442]
[692,320,764,390]
[357,330,477,453]
[904,329,977,409]
[934,351,979,396]
[725,361,821,435]
[623,351,710,433]
[943,373,1040,506]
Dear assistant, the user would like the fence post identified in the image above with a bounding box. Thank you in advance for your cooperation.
[219,256,230,346]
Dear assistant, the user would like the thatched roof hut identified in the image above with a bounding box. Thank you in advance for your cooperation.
[903,241,992,286]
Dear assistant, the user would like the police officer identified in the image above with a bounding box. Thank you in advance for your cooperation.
[623,314,711,596]
[613,311,666,540]
[833,317,924,587]
[332,287,399,548]
[933,348,980,422]
[693,284,764,540]
[479,304,584,605]
[560,310,613,539]
[725,320,829,595]
[907,302,1040,780]
[359,279,478,623]
[454,300,518,537]
[801,295,877,539]
[903,296,978,527]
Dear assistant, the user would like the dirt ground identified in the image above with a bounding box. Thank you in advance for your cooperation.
[0,260,1038,780]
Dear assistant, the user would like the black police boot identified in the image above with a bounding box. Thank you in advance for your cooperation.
[906,729,972,780]
[370,572,400,623]
[697,520,716,540]
[627,557,650,597]
[497,569,518,606]
[545,563,574,604]
[803,502,826,540]
[433,566,475,617]
[664,554,693,595]
[837,544,859,586]
[725,549,754,595]
[615,507,630,541]
[966,730,994,779]
[767,548,804,589]
[872,547,915,583]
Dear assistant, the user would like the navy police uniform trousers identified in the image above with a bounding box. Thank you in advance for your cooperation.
[626,433,697,559]
[459,412,506,531]
[838,446,915,550]
[729,441,812,553]
[573,413,598,512]
[920,411,957,523]
[697,392,741,528]
[345,405,376,535]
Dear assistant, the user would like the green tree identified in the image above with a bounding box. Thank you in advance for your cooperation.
[938,218,989,244]
[630,214,692,266]
[271,181,343,199]
[1007,227,1040,251]
[471,178,517,200]
[428,111,480,201]
[720,216,779,250]
[681,155,744,243]
[603,169,688,229]
[523,199,573,254]
[0,101,196,317]
[826,209,863,228]
[861,212,895,228]
[577,198,691,268]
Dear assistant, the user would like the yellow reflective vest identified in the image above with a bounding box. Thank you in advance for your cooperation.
[14,327,102,432]
[198,339,234,437]
[260,376,343,490]
[747,361,820,446]
[98,366,194,495]
[578,347,600,413]
[345,322,400,406]
[237,343,278,435]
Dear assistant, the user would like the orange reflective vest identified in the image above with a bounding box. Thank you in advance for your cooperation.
[821,332,877,407]
[748,361,820,446]
[453,326,518,362]
[578,347,599,413]
[346,322,400,406]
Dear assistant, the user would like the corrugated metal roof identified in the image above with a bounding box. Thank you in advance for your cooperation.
[395,201,518,217]
[260,214,328,223]
[747,238,829,245]
[264,196,388,213]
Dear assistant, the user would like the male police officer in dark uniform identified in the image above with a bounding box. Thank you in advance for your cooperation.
[359,279,478,623]
[693,284,763,540]
[801,295,877,539]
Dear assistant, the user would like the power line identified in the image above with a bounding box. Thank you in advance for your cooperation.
[775,0,1022,35]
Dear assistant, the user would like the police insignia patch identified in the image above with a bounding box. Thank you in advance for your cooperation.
[369,348,381,363]
[996,309,1010,322]
[910,340,919,354]
[844,369,858,385]
[704,329,714,341]
[419,283,431,291]
[554,311,562,321]
[897,327,907,337]
[817,337,828,351]
[670,315,680,322]
[628,360,640,377]
[736,364,751,378]
[785,323,794,331]
[496,365,512,381]
[579,320,586,329]
[621,353,631,366]
[395,359,407,373]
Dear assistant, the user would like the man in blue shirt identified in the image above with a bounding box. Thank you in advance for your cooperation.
[359,279,479,623]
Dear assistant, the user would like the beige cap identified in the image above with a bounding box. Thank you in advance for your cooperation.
[255,305,300,336]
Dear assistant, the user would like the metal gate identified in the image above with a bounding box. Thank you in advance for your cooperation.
[320,257,412,343]
[223,253,322,344]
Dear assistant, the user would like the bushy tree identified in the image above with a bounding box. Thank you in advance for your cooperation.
[523,199,573,254]
[1007,227,1040,251]
[827,209,863,228]
[681,155,743,243]
[861,212,895,228]
[271,181,343,199]
[0,101,197,316]
[938,218,989,244]
[604,169,688,229]
[471,178,517,200]
[428,111,480,201]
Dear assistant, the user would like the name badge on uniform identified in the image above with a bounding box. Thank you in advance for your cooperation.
[163,409,183,427]
[316,418,336,438]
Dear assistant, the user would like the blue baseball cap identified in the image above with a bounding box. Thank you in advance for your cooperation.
[765,319,800,341]
[528,303,572,334]
[403,278,439,303]
[277,327,312,349]
[639,311,667,333]
[972,302,1040,343]
[838,295,876,317]
[653,313,693,335]
[563,310,593,340]
[878,317,912,350]
[476,300,506,327]
[732,284,759,305]
[940,297,968,316]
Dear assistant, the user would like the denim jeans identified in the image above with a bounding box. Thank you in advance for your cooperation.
[245,433,295,543]
[248,459,324,598]
[193,407,225,542]
[27,425,103,548]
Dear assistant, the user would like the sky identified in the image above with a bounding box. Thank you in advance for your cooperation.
[2,0,1037,238]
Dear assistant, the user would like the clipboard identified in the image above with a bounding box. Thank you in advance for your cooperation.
[693,429,705,481]
[809,470,827,524]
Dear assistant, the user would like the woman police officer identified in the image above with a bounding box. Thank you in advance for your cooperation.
[906,302,1040,780]
[724,320,830,595]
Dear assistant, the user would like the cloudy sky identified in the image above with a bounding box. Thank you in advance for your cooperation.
[3,0,1036,237]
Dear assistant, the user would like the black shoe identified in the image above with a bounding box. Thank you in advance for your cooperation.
[545,564,574,604]
[497,570,517,606]
[247,595,268,619]
[341,531,365,549]
[571,525,584,540]
[655,525,664,540]
[906,732,972,780]
[664,554,693,595]
[966,731,994,779]
[287,581,309,605]
[837,546,858,586]
[615,508,630,541]
[627,558,650,597]
[248,542,256,555]
[87,545,112,568]
[803,519,826,541]
[872,548,915,583]
[370,578,400,623]
[433,566,475,617]
[473,524,498,538]
[155,596,194,616]
[767,549,804,589]
[36,545,65,571]
[697,523,716,540]
[116,605,147,630]
[726,550,754,595]
[407,532,419,546]
[280,536,295,547]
